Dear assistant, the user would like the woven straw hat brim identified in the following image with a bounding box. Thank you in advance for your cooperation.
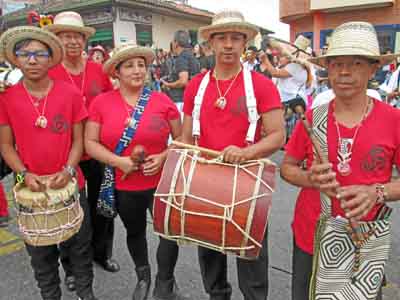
[0,26,64,68]
[103,46,155,78]
[45,24,95,39]
[309,48,400,68]
[199,22,259,42]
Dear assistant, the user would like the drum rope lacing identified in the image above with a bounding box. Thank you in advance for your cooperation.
[14,180,84,245]
[155,149,275,256]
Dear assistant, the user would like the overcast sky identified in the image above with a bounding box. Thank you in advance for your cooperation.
[188,0,290,39]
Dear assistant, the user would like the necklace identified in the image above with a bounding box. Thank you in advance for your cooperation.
[334,98,372,176]
[62,62,87,103]
[23,81,52,129]
[214,67,242,110]
[123,102,135,128]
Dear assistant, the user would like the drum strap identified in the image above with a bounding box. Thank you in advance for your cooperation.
[97,87,152,218]
[192,69,260,144]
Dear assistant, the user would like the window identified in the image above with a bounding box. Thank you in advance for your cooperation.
[135,24,153,46]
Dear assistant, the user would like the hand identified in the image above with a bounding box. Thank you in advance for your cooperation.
[222,146,250,164]
[337,185,377,221]
[258,50,267,62]
[0,80,11,93]
[142,153,166,176]
[308,162,339,198]
[48,170,72,190]
[116,156,140,175]
[25,172,43,192]
[160,79,169,89]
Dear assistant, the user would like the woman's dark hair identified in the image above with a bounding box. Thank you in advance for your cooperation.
[14,39,53,57]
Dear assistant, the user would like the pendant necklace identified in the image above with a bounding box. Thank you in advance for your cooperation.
[334,98,372,176]
[214,67,242,110]
[23,81,52,129]
[63,62,87,103]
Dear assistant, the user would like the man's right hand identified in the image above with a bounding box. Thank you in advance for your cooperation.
[308,162,339,198]
[25,172,43,192]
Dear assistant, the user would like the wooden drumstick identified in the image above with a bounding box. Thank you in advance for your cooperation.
[171,141,221,158]
[121,145,147,180]
[294,105,363,243]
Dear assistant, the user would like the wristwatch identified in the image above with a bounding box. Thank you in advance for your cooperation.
[63,165,77,178]
[375,184,388,204]
[16,169,27,184]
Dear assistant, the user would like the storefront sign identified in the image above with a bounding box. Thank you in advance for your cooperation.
[119,8,152,25]
[82,8,113,26]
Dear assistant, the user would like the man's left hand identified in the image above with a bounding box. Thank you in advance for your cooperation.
[337,185,377,221]
[222,146,250,164]
[48,170,72,190]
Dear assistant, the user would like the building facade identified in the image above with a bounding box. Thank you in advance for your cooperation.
[0,0,213,49]
[280,0,400,52]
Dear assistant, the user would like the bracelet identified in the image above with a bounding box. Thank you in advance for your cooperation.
[63,165,77,178]
[16,169,27,184]
[375,184,388,204]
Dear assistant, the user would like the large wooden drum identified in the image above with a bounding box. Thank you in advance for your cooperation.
[13,177,83,246]
[154,149,276,259]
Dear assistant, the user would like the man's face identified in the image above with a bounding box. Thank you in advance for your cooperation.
[15,40,52,81]
[57,31,86,59]
[327,56,378,100]
[210,32,246,66]
[92,50,104,64]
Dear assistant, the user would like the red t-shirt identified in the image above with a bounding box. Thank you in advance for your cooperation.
[183,70,282,150]
[285,100,400,254]
[0,80,88,189]
[48,60,113,108]
[88,90,180,191]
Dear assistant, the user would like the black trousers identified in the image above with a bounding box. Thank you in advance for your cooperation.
[198,230,269,300]
[25,190,93,300]
[292,241,383,300]
[115,188,179,279]
[61,159,114,276]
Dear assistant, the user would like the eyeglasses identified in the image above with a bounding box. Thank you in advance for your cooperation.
[15,50,50,62]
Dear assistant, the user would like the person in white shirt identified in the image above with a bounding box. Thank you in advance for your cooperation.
[242,45,259,71]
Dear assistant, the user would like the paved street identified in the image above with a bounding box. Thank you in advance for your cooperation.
[0,151,399,300]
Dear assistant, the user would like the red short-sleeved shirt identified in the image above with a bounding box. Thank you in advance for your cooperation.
[0,80,88,189]
[88,90,180,191]
[48,60,113,108]
[285,100,400,254]
[183,70,282,150]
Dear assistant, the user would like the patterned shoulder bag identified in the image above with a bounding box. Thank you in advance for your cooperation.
[97,87,151,218]
[309,103,393,300]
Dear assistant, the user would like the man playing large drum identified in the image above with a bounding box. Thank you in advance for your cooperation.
[180,10,285,300]
[0,26,96,300]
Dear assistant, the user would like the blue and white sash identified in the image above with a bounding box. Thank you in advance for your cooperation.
[97,87,151,218]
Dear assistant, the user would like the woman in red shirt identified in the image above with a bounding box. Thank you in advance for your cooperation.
[85,44,185,300]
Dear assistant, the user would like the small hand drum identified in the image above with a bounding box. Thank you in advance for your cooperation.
[154,149,276,259]
[13,177,83,246]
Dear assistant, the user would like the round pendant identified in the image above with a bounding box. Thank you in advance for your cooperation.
[35,116,48,128]
[83,96,87,103]
[125,117,135,128]
[338,161,351,176]
[214,97,227,110]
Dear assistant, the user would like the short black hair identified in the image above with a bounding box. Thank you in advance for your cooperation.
[14,39,53,57]
[247,45,258,52]
[173,30,191,48]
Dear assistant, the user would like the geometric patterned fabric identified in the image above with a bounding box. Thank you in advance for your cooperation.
[309,103,392,300]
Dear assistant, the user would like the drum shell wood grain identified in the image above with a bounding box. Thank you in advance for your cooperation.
[154,150,275,259]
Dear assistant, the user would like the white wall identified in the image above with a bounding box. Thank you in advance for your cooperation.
[113,13,137,47]
[152,14,209,49]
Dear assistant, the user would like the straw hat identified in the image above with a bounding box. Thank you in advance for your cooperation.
[199,10,259,42]
[45,11,95,39]
[0,26,64,68]
[103,43,155,78]
[309,21,400,68]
